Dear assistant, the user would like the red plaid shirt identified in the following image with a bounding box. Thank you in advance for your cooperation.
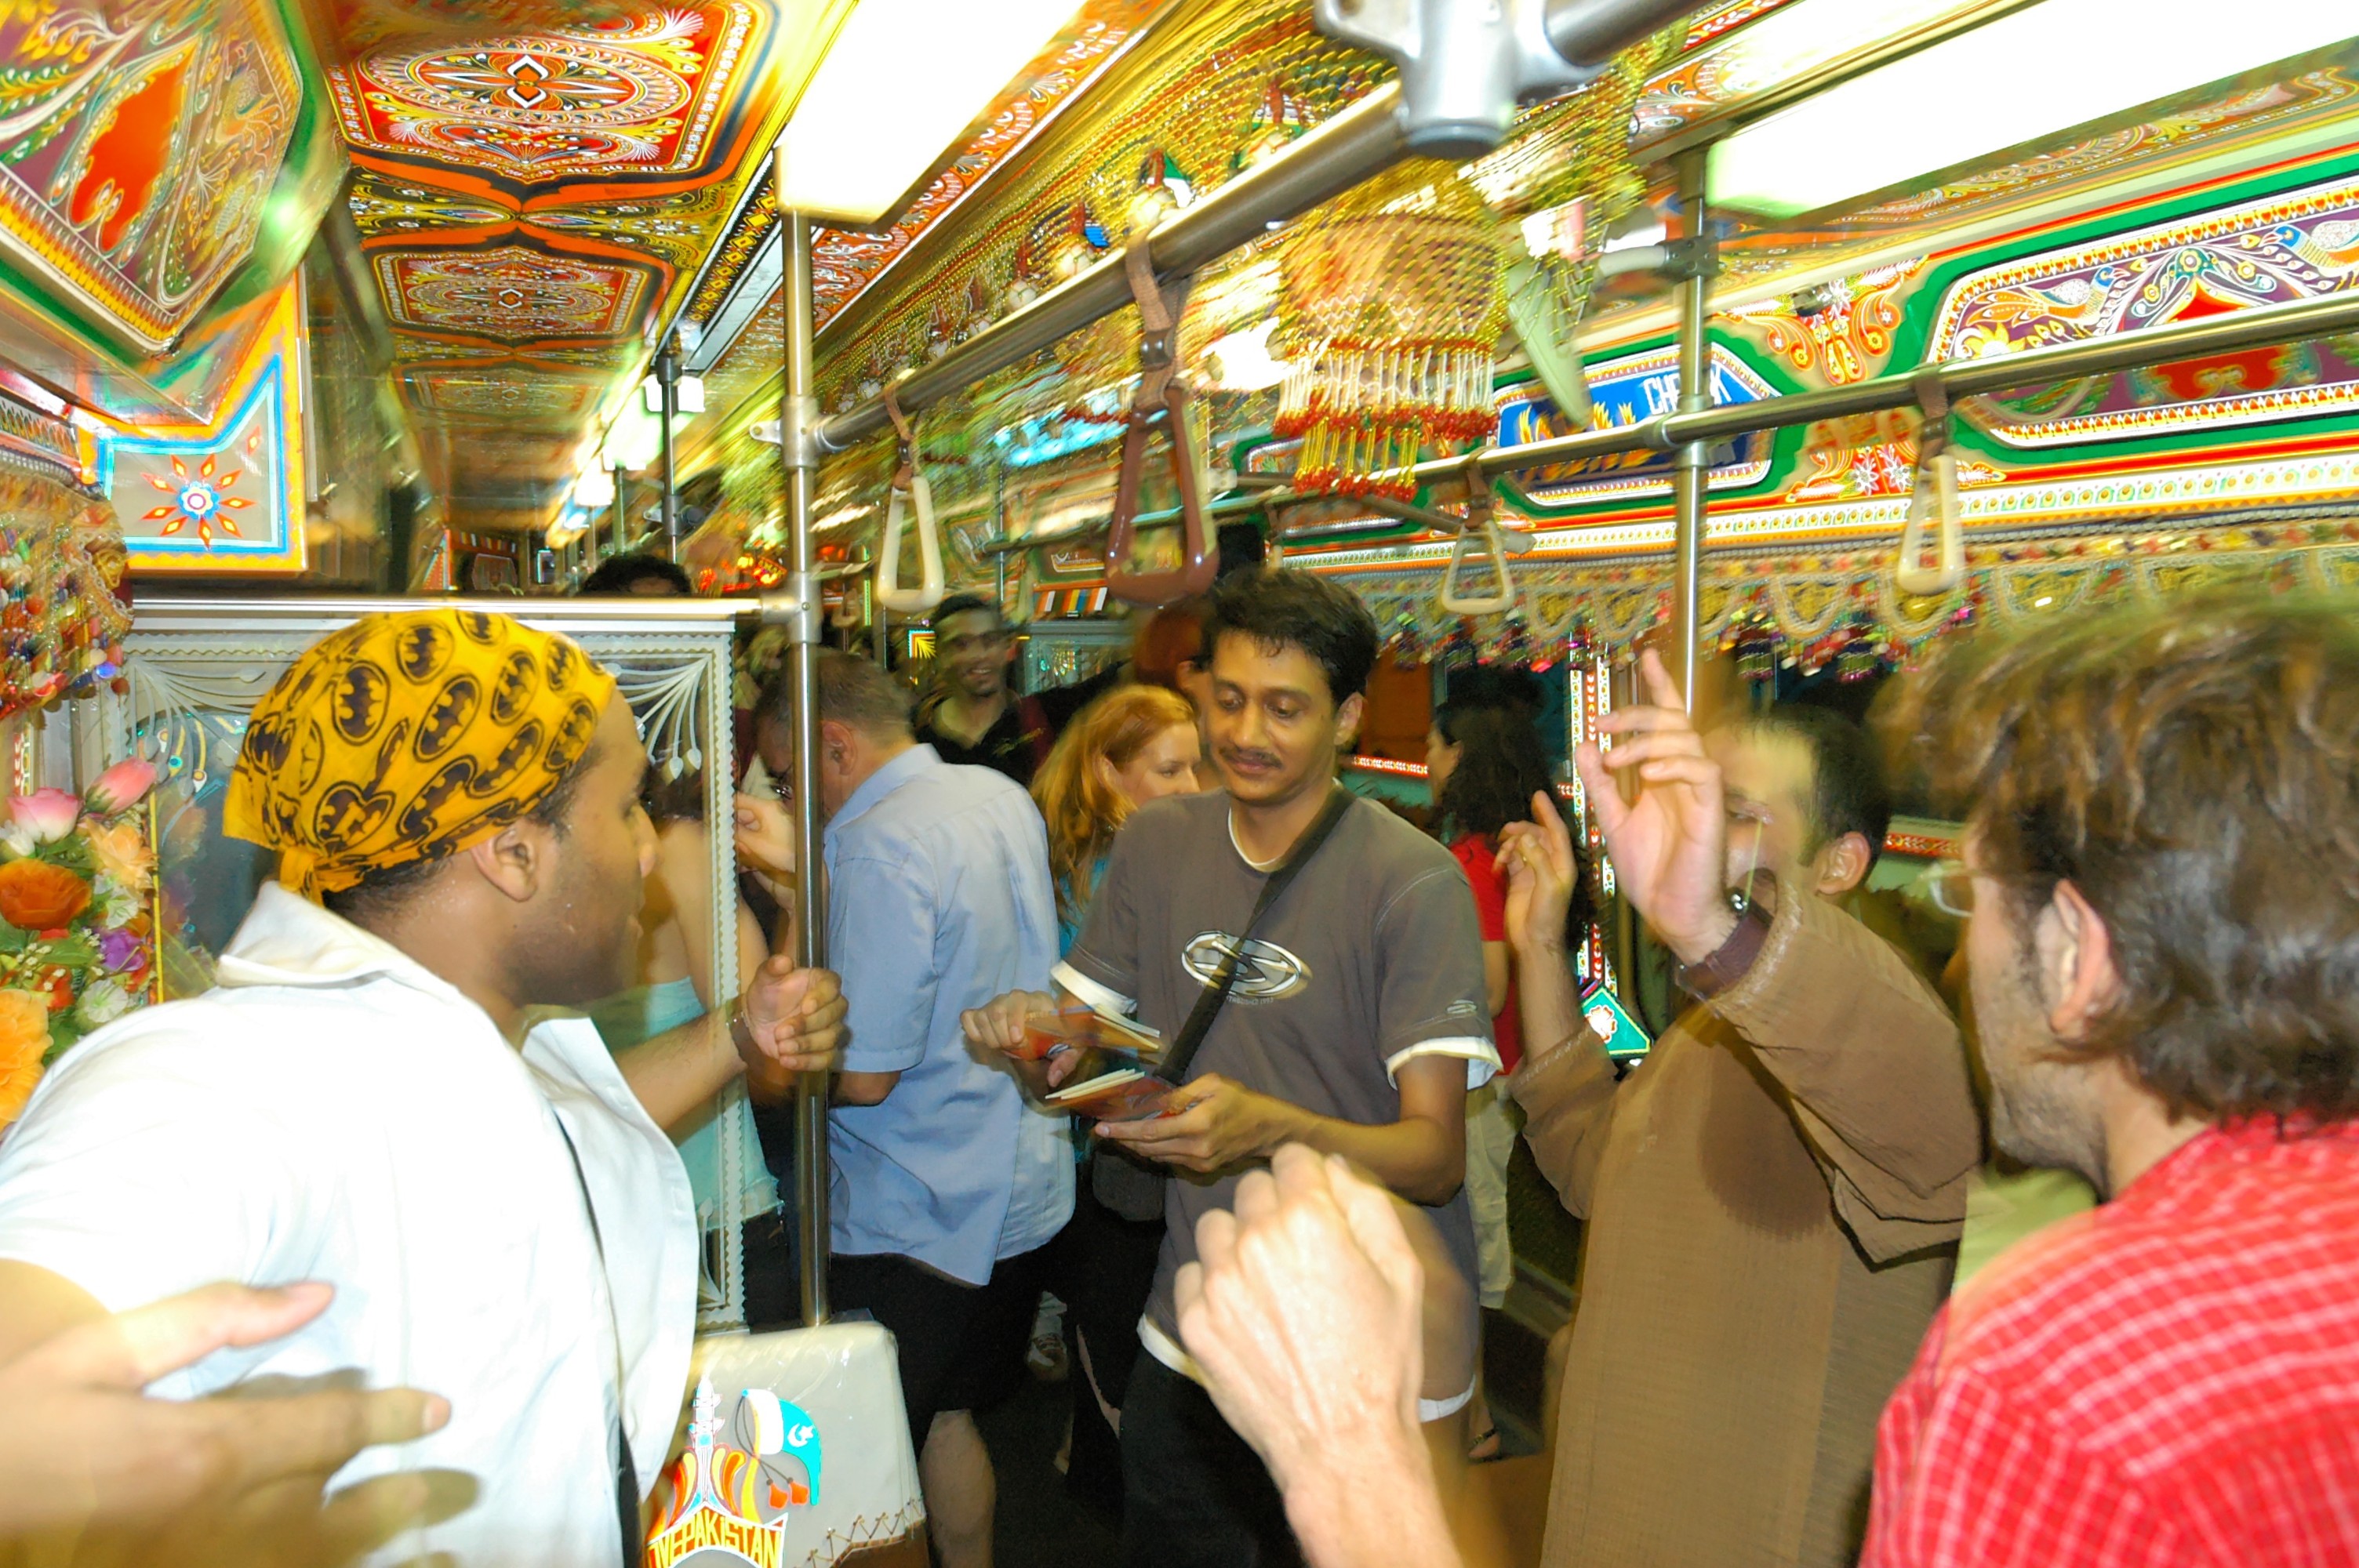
[1864,1119,2359,1568]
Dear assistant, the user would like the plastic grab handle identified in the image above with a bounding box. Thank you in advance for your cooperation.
[1895,368,1964,596]
[1440,513,1518,614]
[875,470,945,613]
[1104,383,1217,607]
[1893,448,1961,595]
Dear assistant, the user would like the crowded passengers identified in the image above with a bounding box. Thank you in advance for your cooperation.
[0,575,2354,1566]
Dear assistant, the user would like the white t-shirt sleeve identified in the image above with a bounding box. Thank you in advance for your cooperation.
[0,1017,302,1313]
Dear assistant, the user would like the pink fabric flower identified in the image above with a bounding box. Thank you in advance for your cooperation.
[87,759,158,815]
[9,790,80,844]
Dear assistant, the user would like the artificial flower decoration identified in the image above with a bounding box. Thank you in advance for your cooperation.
[0,760,158,1128]
[87,759,157,815]
[0,988,49,1125]
[0,858,90,930]
[11,789,82,844]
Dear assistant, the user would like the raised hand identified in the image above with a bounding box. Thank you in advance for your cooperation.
[1497,789,1579,957]
[1570,648,1736,965]
[1175,1147,1459,1568]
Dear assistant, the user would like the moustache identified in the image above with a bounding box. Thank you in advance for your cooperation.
[1222,748,1282,770]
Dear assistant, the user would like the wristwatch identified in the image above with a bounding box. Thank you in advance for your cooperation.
[728,995,760,1057]
[1674,875,1777,1000]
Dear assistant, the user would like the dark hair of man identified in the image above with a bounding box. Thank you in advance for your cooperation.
[929,592,1002,629]
[1205,568,1379,706]
[1434,702,1593,937]
[580,554,691,596]
[757,648,914,742]
[1734,703,1893,873]
[319,744,595,924]
[1885,587,2359,1124]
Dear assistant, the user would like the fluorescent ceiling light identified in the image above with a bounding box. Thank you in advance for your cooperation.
[775,0,1080,224]
[1710,0,2358,219]
[1200,321,1289,393]
[642,375,707,415]
[574,469,616,508]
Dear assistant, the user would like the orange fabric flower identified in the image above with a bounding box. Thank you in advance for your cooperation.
[0,858,89,931]
[0,988,49,1125]
[85,820,154,893]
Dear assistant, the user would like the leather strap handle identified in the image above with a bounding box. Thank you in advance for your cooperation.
[1106,241,1214,606]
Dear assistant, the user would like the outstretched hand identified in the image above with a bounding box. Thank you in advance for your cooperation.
[0,1280,451,1559]
[1570,647,1736,965]
[1174,1147,1459,1568]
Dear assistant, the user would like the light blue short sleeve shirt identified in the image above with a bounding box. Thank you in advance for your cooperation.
[824,745,1069,1286]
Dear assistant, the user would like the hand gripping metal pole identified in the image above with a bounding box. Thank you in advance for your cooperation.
[1439,452,1518,615]
[1105,242,1217,607]
[874,381,946,615]
[1895,365,1965,596]
[772,190,830,1327]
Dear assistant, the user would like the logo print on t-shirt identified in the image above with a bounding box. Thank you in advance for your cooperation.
[1181,930,1310,1002]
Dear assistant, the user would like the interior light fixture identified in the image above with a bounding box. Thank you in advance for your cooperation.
[1710,0,2357,219]
[574,469,616,508]
[773,0,1081,225]
[641,374,708,416]
[601,404,663,471]
[1200,320,1289,394]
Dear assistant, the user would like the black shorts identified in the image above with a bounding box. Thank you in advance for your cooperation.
[831,1242,1054,1454]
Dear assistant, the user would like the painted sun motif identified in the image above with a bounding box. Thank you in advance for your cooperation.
[140,435,260,547]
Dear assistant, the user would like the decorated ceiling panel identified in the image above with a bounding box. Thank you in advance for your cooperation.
[0,0,303,354]
[310,0,835,513]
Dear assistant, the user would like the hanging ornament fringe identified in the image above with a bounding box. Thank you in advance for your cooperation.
[1274,166,1508,499]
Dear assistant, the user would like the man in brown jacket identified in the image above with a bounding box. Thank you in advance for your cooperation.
[1503,650,1979,1568]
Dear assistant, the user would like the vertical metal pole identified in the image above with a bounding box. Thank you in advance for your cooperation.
[1669,149,1714,714]
[656,336,683,560]
[780,201,831,1325]
[609,464,627,564]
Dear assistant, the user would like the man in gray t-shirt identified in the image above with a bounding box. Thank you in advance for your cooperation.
[1058,789,1494,1374]
[963,569,1496,1568]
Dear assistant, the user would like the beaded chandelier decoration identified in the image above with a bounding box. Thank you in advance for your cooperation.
[1273,164,1508,499]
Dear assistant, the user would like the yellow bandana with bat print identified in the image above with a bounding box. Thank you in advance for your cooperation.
[224,608,616,898]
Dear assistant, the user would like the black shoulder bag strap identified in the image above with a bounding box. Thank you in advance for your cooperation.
[1164,783,1356,1082]
[1092,785,1357,1221]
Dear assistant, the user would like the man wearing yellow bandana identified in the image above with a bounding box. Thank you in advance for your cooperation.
[0,608,845,1566]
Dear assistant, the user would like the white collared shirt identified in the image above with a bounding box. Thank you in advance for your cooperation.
[0,884,697,1567]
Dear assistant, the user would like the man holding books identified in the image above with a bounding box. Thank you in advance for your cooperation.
[964,569,1496,1566]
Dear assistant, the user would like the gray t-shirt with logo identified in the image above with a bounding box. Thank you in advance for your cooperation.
[1057,789,1498,1357]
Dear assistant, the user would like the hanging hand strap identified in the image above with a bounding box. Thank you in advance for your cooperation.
[1106,241,1216,607]
[876,379,944,613]
[1440,452,1517,615]
[1895,366,1963,596]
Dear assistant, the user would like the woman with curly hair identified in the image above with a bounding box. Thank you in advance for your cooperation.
[1427,699,1591,1459]
[1034,684,1203,949]
[1028,681,1201,1515]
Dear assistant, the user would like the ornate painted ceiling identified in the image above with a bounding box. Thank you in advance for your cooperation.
[304,0,845,516]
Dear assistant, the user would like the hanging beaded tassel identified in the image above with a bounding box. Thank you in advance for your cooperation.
[1274,166,1509,499]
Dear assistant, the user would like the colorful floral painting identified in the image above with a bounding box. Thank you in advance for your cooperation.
[0,0,302,352]
[1928,173,2359,448]
[100,279,306,572]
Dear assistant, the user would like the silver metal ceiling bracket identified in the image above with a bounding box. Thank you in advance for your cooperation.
[1315,0,1693,158]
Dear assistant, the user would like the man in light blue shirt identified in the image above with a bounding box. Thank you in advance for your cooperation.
[754,649,1067,1568]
